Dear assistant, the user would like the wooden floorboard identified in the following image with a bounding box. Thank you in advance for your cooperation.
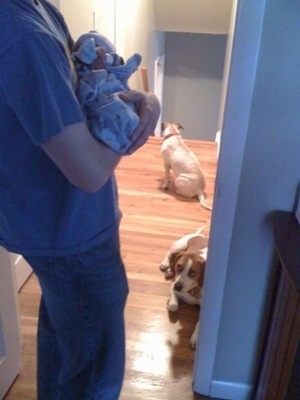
[4,136,218,400]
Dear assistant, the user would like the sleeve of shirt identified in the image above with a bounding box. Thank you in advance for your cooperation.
[0,30,85,146]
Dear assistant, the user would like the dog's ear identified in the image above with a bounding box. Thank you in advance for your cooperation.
[169,251,183,275]
[161,122,167,132]
[164,251,180,279]
[195,256,206,286]
[176,123,184,130]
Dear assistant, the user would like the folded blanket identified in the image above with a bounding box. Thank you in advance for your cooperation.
[73,31,142,154]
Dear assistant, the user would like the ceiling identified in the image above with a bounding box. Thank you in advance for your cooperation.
[153,0,234,34]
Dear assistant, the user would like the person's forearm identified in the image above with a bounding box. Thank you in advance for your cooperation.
[41,91,160,193]
[41,122,122,192]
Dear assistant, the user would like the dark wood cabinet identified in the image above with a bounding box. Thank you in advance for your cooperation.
[255,212,300,400]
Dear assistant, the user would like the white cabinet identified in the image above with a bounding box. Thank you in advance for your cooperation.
[11,254,32,292]
[0,248,22,399]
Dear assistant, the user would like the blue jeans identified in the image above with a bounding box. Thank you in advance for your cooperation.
[24,230,128,400]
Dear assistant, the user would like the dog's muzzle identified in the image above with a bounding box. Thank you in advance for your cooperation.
[174,282,183,292]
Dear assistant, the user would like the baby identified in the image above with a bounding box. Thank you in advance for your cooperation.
[72,31,142,154]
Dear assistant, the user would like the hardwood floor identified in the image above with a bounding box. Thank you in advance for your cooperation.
[4,136,218,400]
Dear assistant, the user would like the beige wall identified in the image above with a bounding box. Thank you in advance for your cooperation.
[115,0,164,91]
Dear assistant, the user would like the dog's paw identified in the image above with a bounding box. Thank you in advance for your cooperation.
[159,264,174,280]
[190,321,199,349]
[159,263,168,272]
[161,182,169,190]
[165,269,175,279]
[167,300,178,312]
[189,335,197,349]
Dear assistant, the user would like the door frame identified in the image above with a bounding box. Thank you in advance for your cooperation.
[193,0,267,398]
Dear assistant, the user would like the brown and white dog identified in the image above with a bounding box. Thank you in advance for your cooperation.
[160,122,212,211]
[160,228,208,348]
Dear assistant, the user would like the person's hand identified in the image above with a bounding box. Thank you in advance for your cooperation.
[118,91,160,155]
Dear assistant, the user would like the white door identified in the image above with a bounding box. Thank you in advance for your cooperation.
[60,0,97,40]
[0,247,22,399]
[154,54,165,137]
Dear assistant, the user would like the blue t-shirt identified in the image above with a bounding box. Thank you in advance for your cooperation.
[0,0,121,256]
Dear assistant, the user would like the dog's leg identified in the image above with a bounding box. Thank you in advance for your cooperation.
[170,233,197,252]
[159,235,190,273]
[159,251,174,278]
[176,291,202,306]
[159,251,172,272]
[162,163,171,190]
[167,286,179,312]
[190,320,199,349]
[160,233,193,278]
[160,231,205,277]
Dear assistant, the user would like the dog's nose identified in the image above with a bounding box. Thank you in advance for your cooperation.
[174,282,183,292]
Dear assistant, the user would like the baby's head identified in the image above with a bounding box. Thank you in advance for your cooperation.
[74,31,116,53]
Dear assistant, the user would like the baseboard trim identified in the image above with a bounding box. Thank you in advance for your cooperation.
[215,130,221,159]
[210,380,253,400]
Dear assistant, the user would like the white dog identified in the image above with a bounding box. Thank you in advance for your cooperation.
[160,228,208,348]
[161,122,212,211]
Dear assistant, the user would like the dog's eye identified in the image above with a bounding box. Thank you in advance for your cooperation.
[189,270,196,278]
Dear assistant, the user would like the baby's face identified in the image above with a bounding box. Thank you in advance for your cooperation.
[93,47,107,70]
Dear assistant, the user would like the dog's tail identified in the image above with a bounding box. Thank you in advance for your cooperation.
[198,193,212,211]
[195,226,206,235]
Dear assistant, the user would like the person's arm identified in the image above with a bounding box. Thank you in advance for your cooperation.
[41,121,121,192]
[41,91,160,192]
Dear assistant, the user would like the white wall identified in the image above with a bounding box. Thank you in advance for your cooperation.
[60,0,116,43]
[61,0,98,40]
